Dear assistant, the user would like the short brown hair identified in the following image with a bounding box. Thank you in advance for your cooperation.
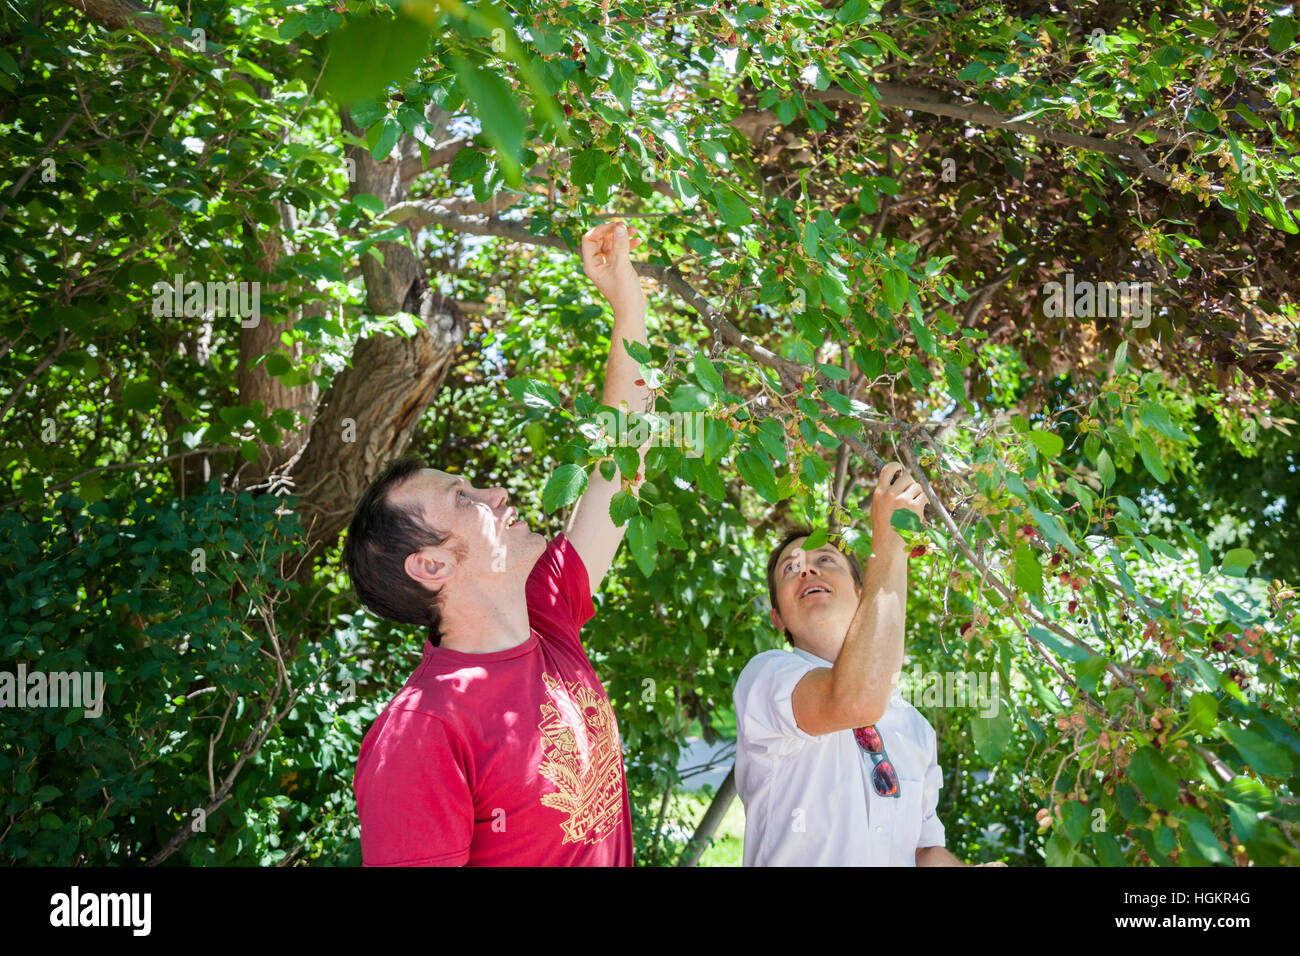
[343,456,460,646]
[765,527,864,642]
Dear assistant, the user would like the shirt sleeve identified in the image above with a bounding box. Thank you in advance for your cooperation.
[525,533,596,644]
[356,709,473,866]
[917,723,946,849]
[734,651,820,754]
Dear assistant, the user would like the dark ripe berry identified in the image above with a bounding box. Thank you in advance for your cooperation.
[909,545,927,558]
[959,622,973,637]
[1068,599,1078,614]
[1050,553,1062,567]
[563,103,574,116]
[1210,640,1225,652]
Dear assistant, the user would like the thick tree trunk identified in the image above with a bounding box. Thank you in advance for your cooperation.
[291,314,461,562]
[286,105,467,567]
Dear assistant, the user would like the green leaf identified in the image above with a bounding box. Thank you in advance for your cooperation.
[971,708,1013,762]
[504,377,562,410]
[1028,626,1091,663]
[1096,449,1116,486]
[1128,747,1180,810]
[669,384,711,412]
[1093,832,1126,866]
[713,184,753,227]
[1188,692,1217,735]
[351,192,386,216]
[1218,723,1293,776]
[1268,15,1298,52]
[734,449,779,502]
[613,446,640,481]
[1028,429,1064,458]
[1027,503,1080,556]
[1060,800,1090,844]
[325,14,430,105]
[1137,431,1168,482]
[448,148,489,183]
[542,464,587,513]
[451,55,526,186]
[890,510,922,534]
[123,381,160,412]
[1183,819,1229,864]
[626,514,657,576]
[1013,544,1042,596]
[370,117,400,160]
[882,269,907,311]
[1154,44,1183,66]
[1221,548,1255,577]
[693,353,726,395]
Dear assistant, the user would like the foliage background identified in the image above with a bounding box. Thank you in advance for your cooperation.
[1,0,1297,866]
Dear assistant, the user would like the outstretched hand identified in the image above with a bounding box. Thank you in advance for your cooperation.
[870,462,927,551]
[581,220,644,310]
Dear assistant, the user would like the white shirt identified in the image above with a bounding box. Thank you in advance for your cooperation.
[734,646,946,866]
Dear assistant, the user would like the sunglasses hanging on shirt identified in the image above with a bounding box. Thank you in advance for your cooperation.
[853,725,900,798]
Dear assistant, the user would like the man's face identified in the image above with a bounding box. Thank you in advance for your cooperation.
[388,468,545,588]
[770,537,861,642]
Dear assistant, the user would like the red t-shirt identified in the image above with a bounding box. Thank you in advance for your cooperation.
[353,533,634,866]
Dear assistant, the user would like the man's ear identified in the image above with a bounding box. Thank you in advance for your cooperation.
[770,606,785,632]
[404,546,456,589]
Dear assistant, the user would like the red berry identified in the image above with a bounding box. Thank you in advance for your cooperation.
[909,545,927,558]
[634,379,645,387]
[1068,599,1078,614]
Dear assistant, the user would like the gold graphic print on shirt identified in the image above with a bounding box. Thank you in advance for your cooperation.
[537,671,624,844]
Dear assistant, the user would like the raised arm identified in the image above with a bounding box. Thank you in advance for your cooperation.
[565,220,650,591]
[790,463,926,734]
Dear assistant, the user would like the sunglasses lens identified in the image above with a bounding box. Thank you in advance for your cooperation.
[873,760,899,797]
[854,726,883,752]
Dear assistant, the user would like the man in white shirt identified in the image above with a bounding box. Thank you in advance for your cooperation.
[734,462,1001,866]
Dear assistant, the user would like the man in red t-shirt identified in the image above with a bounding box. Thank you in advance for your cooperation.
[343,221,648,866]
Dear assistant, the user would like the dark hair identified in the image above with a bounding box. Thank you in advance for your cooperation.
[343,455,460,646]
[765,526,864,643]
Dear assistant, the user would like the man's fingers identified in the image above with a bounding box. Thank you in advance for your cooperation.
[611,222,630,258]
[877,462,904,486]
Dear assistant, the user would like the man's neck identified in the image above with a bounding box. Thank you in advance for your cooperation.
[792,636,844,665]
[435,572,532,654]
